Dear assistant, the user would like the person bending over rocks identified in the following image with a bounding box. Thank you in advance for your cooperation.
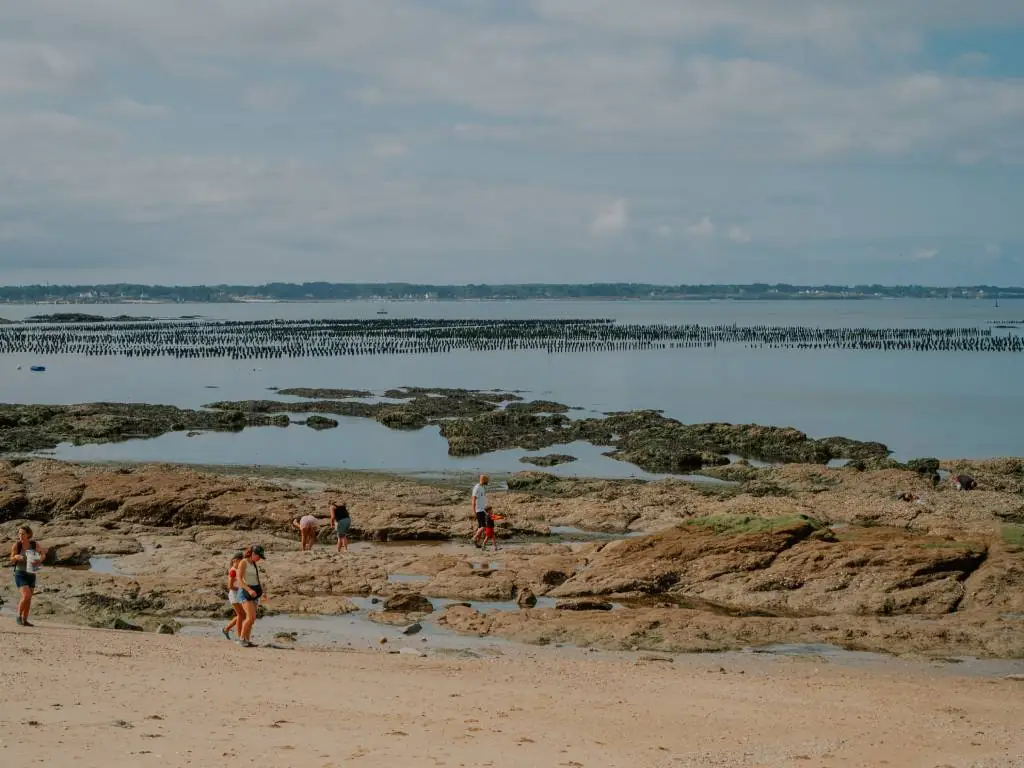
[471,474,490,548]
[222,552,245,640]
[291,515,320,551]
[330,501,350,553]
[235,545,267,648]
[9,526,47,627]
[952,474,977,491]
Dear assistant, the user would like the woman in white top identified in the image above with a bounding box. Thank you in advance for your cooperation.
[9,526,47,627]
[234,545,267,648]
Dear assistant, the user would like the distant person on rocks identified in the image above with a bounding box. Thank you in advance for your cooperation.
[9,525,47,627]
[235,545,267,648]
[471,474,490,548]
[330,501,351,553]
[222,552,245,640]
[952,474,977,491]
[291,515,320,550]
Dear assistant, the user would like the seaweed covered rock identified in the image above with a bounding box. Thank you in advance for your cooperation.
[376,408,428,430]
[305,416,339,430]
[277,388,372,399]
[520,454,577,467]
[0,403,289,454]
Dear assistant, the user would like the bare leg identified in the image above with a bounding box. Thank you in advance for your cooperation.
[240,601,257,643]
[340,535,348,552]
[224,604,244,635]
[18,586,33,622]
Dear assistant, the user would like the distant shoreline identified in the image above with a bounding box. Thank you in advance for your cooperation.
[2,295,1022,307]
[1,281,1021,305]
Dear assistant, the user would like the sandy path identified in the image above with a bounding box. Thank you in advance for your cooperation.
[1,623,1022,768]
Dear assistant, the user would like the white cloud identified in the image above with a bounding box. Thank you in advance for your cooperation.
[1,2,1022,161]
[0,42,93,93]
[590,199,628,236]
[371,140,409,159]
[727,226,752,244]
[913,248,939,261]
[104,98,171,119]
[244,81,302,112]
[686,216,716,239]
[952,52,992,72]
[0,1,1022,284]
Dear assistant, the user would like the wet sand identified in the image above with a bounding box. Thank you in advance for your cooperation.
[2,622,1023,768]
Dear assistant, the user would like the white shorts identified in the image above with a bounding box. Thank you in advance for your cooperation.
[228,590,240,605]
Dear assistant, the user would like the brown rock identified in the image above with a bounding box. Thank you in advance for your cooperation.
[382,592,434,614]
[556,599,614,611]
[516,589,538,608]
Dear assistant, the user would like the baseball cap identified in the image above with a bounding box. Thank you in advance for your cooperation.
[252,544,267,559]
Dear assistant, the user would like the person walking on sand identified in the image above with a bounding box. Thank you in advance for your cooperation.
[330,501,350,553]
[235,545,267,648]
[222,552,245,640]
[291,514,320,551]
[9,526,47,627]
[471,474,489,548]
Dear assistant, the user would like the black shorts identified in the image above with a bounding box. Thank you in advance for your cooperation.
[476,510,488,529]
[14,571,36,590]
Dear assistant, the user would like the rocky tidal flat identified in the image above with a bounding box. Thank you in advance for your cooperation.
[2,455,1022,659]
[1,387,896,475]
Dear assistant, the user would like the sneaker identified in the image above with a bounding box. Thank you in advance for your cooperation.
[22,620,33,627]
[15,616,23,626]
[473,540,482,548]
[222,629,232,640]
[238,639,255,648]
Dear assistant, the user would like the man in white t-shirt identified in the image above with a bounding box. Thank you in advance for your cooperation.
[471,474,489,547]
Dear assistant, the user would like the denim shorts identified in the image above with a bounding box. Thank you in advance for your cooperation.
[335,518,351,536]
[14,571,37,590]
[238,585,263,603]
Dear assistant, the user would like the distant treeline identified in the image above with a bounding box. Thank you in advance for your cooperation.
[1,282,1022,303]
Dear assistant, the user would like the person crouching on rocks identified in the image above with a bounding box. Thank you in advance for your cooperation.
[291,515,320,551]
[9,525,47,627]
[222,552,245,640]
[235,545,267,648]
[330,501,350,553]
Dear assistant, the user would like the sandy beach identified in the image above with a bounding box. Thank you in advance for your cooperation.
[2,621,1023,768]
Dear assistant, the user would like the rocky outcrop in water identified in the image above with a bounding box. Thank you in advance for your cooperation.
[2,386,893,476]
[277,387,373,399]
[304,416,339,430]
[520,454,577,467]
[0,403,290,455]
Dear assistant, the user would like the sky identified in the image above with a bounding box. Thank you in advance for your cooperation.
[1,1,1023,286]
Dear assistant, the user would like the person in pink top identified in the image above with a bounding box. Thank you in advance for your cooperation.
[291,514,320,550]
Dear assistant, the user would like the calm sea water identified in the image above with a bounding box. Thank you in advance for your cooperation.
[2,299,1022,469]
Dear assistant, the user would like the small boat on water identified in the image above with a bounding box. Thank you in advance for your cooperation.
[29,365,46,372]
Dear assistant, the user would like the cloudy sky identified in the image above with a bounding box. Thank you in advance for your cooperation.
[1,1,1023,286]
